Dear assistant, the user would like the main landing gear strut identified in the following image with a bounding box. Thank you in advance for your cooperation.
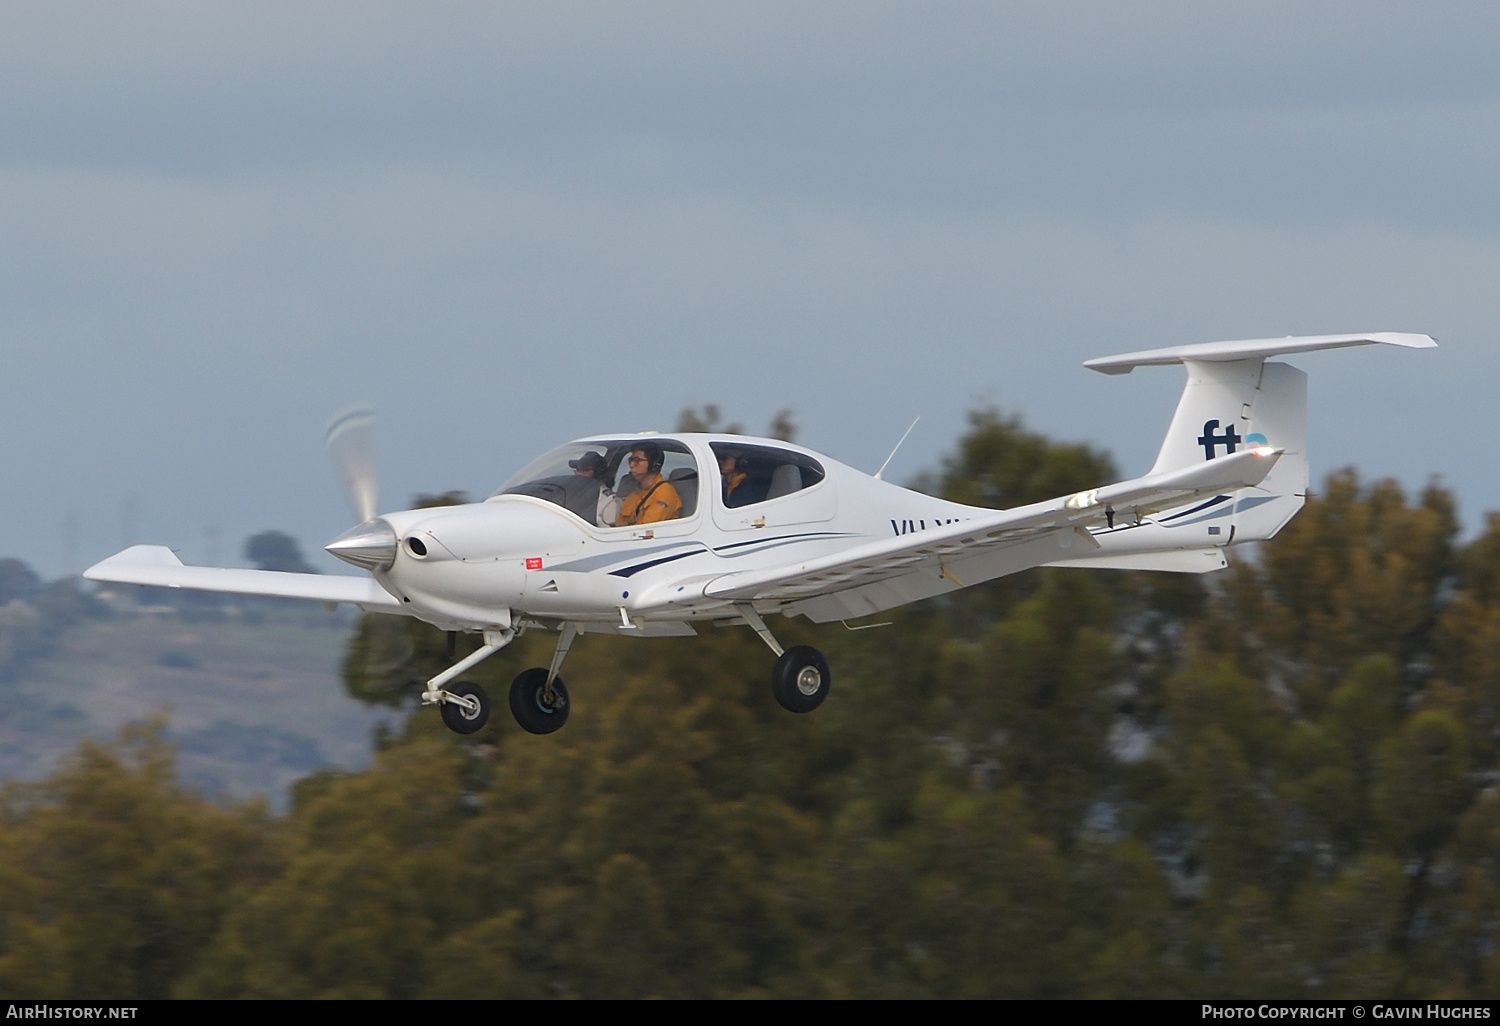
[736,604,832,714]
[424,623,576,736]
[509,622,574,735]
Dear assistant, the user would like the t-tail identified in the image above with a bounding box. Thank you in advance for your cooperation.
[1051,332,1435,572]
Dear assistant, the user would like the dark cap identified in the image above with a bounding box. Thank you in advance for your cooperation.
[568,451,607,473]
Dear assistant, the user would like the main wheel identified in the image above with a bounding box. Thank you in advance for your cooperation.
[509,667,571,734]
[440,681,490,734]
[771,645,831,713]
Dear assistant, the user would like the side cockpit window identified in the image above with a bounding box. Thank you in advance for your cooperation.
[495,440,699,527]
[709,443,825,509]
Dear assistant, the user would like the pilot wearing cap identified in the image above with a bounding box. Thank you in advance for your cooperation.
[615,444,682,526]
[569,451,608,476]
[570,451,620,526]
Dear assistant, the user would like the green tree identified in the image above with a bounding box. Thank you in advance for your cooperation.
[0,722,276,999]
[243,530,317,574]
[1247,472,1457,708]
[0,559,41,605]
[925,406,1116,510]
[675,404,797,440]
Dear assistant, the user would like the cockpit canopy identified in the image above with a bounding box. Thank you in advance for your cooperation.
[495,437,829,528]
[495,439,701,527]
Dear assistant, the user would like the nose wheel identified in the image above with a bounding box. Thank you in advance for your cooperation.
[439,681,491,734]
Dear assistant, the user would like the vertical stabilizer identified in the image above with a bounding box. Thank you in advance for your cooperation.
[1147,359,1307,541]
[1149,358,1268,476]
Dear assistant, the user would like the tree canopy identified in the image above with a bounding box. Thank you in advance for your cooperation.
[244,530,317,575]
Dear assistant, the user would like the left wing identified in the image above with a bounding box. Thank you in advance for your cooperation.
[699,447,1279,621]
[84,545,405,612]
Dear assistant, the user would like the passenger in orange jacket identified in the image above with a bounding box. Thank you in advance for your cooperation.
[615,444,682,526]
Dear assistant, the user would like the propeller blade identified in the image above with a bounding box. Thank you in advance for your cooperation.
[327,406,378,524]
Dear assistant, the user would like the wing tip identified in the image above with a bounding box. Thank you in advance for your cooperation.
[83,545,185,580]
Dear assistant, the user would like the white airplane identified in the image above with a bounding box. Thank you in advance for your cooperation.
[85,333,1434,736]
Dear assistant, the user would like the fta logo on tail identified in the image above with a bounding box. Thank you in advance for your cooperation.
[1198,420,1268,460]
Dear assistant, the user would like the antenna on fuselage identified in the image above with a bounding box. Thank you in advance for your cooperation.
[873,416,920,481]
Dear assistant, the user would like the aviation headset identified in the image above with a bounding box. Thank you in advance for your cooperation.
[718,447,749,473]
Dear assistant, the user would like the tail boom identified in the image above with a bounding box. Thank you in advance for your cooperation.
[1051,333,1435,568]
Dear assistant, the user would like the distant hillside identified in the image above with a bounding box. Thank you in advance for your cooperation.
[0,594,398,810]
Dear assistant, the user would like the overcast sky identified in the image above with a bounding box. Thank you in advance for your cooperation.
[1,2,1489,577]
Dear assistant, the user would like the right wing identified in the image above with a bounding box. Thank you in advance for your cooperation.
[699,446,1281,621]
[84,545,405,612]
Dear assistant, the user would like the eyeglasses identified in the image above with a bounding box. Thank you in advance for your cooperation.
[627,456,648,464]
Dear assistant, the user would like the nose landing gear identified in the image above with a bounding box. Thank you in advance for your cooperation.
[422,626,515,735]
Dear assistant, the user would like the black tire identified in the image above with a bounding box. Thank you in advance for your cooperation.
[440,681,490,734]
[509,668,571,735]
[771,645,831,713]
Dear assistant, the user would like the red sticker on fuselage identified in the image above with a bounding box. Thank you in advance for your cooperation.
[525,557,543,570]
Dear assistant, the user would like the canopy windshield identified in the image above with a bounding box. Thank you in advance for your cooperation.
[493,439,700,527]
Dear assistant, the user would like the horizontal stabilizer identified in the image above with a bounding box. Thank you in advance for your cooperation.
[1084,333,1436,375]
[84,545,404,611]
